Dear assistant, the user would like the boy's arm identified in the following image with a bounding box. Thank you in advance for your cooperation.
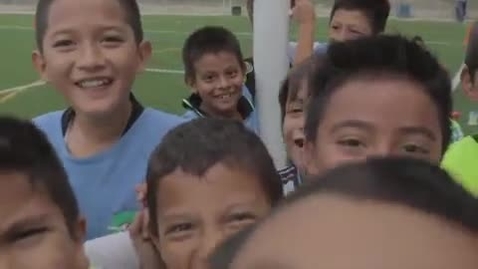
[291,0,316,65]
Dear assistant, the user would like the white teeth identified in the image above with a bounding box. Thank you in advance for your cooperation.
[219,93,232,99]
[77,79,111,88]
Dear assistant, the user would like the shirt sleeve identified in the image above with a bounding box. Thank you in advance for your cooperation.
[85,232,139,269]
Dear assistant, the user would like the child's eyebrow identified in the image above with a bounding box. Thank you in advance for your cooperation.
[159,212,193,224]
[0,212,53,235]
[397,126,437,141]
[330,119,375,133]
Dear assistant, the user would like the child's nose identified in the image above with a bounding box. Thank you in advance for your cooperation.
[76,44,106,71]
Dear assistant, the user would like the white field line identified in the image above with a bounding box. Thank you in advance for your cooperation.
[0,80,45,95]
[145,68,184,74]
[0,80,45,103]
[452,63,465,92]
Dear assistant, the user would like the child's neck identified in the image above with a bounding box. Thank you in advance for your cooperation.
[66,102,132,158]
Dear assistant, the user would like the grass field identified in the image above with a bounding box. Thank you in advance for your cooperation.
[0,14,476,134]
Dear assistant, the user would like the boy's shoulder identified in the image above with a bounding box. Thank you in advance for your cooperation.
[32,110,65,139]
[133,108,186,137]
[442,135,478,196]
[32,110,64,125]
[142,107,185,123]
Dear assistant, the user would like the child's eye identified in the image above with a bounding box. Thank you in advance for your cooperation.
[165,222,193,235]
[228,212,257,223]
[53,40,74,48]
[9,227,48,244]
[102,36,124,43]
[337,138,364,148]
[331,25,340,30]
[402,144,429,155]
[226,70,238,77]
[203,75,215,82]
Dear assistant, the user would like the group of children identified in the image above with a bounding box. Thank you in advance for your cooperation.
[0,0,476,268]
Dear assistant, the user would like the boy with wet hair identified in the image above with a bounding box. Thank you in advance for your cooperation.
[32,0,184,239]
[442,21,478,196]
[229,157,478,269]
[303,34,451,177]
[0,116,89,269]
[181,26,259,132]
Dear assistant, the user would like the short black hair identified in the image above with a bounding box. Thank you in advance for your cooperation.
[304,34,452,154]
[146,118,284,236]
[0,116,80,239]
[182,26,245,82]
[278,55,320,122]
[330,0,390,34]
[35,0,144,52]
[284,157,478,232]
[465,21,478,80]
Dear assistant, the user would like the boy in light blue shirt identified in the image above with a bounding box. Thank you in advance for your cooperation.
[31,0,184,239]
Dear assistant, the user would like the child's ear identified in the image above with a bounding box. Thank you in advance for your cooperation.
[73,216,87,242]
[461,65,478,101]
[32,50,48,82]
[185,77,197,94]
[136,40,153,73]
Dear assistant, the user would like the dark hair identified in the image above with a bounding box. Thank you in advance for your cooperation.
[0,116,80,239]
[465,21,478,80]
[182,26,245,82]
[330,0,390,34]
[35,0,144,52]
[284,157,478,232]
[146,118,283,236]
[279,55,320,122]
[304,34,452,154]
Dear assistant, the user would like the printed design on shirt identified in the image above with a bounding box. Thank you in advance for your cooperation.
[245,61,254,75]
[108,211,137,233]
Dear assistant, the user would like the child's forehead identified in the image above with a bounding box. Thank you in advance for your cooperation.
[159,163,263,190]
[46,0,127,26]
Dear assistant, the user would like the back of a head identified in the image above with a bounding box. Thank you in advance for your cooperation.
[230,157,478,269]
[0,116,79,237]
[289,157,478,232]
[465,21,478,74]
[182,26,244,81]
[146,118,283,235]
[330,0,390,34]
[305,34,452,152]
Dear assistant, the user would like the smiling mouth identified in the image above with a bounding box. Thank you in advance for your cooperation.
[217,92,234,99]
[75,77,113,89]
[294,138,305,148]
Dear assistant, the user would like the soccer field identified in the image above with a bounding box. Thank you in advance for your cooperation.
[0,14,475,134]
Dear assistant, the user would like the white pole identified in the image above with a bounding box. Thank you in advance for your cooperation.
[253,0,289,169]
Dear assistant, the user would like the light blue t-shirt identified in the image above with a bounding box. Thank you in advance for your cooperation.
[33,108,184,239]
[182,85,259,133]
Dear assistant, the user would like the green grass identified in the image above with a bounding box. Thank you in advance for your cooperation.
[0,14,476,134]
